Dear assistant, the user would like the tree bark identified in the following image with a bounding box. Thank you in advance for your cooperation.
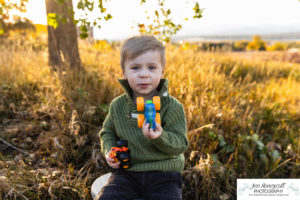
[45,0,81,70]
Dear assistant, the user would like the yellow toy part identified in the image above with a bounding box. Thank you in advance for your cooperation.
[137,97,144,111]
[156,113,161,125]
[137,114,145,128]
[153,96,161,111]
[123,165,129,169]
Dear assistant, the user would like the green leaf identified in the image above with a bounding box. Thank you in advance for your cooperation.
[104,14,112,21]
[211,154,222,167]
[80,25,88,32]
[77,1,84,9]
[223,145,235,153]
[61,17,67,24]
[47,13,59,29]
[218,135,227,147]
[211,154,219,163]
[80,33,88,39]
[87,1,94,11]
[252,133,259,141]
[259,153,268,164]
[271,150,281,161]
[193,2,203,19]
[166,9,171,15]
[256,140,265,151]
[99,0,106,13]
[208,131,216,139]
[77,88,87,96]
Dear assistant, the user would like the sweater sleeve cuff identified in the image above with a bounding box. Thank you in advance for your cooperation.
[102,141,116,156]
[150,129,169,146]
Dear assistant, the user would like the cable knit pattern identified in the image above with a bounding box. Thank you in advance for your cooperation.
[99,79,188,173]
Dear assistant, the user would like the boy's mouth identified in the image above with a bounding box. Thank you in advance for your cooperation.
[137,83,150,89]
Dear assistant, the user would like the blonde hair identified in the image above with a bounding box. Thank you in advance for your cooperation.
[120,35,166,70]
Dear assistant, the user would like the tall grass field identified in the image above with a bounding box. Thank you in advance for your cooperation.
[0,36,299,199]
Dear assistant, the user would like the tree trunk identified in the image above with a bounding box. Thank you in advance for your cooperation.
[45,0,81,70]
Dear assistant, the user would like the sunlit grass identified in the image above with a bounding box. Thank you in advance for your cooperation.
[0,37,299,199]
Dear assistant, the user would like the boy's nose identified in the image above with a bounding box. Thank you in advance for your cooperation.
[139,69,150,78]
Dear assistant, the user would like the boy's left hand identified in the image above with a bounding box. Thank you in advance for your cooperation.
[142,121,162,139]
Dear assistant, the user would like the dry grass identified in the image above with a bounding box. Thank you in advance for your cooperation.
[0,37,299,200]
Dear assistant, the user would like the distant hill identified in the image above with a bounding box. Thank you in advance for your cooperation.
[175,23,300,42]
[209,23,300,35]
[174,32,300,42]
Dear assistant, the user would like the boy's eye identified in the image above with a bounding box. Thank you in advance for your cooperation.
[149,66,156,70]
[131,66,139,70]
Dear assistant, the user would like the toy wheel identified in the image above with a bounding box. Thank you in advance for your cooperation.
[117,140,128,147]
[153,96,161,110]
[120,152,130,162]
[156,113,161,125]
[121,162,130,169]
[137,97,144,111]
[137,114,145,128]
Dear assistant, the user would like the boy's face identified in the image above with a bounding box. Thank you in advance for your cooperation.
[123,50,164,99]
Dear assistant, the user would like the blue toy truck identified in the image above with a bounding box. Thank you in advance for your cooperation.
[136,96,161,129]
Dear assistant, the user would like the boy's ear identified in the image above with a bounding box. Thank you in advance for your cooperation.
[122,70,127,79]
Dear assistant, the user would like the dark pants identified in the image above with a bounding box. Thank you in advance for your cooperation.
[96,169,182,200]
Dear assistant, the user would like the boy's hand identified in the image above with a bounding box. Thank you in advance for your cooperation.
[106,150,121,169]
[142,121,162,139]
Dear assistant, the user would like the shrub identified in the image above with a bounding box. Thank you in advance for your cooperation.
[233,40,249,51]
[267,42,286,51]
[247,35,267,51]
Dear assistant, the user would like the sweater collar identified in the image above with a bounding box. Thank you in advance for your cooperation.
[117,78,169,102]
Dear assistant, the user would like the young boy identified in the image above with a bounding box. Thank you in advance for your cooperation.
[97,35,188,200]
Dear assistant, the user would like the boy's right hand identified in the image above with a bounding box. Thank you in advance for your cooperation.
[106,150,121,169]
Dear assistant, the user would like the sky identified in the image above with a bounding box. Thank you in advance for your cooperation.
[23,0,300,40]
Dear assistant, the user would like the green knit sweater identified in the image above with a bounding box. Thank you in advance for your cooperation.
[99,79,188,173]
